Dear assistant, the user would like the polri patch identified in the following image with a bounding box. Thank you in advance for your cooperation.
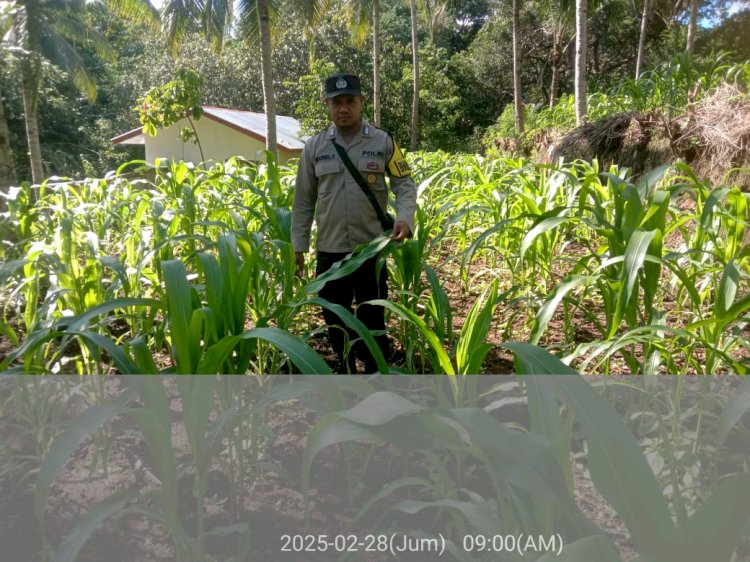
[387,141,411,177]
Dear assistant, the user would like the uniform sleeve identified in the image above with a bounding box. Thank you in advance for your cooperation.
[386,136,417,236]
[291,143,317,253]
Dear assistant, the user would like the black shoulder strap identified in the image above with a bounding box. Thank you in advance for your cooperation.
[331,139,393,231]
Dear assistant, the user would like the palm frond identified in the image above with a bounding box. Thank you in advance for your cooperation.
[294,0,330,27]
[0,2,16,39]
[161,0,202,55]
[341,0,373,46]
[235,0,281,43]
[6,6,27,48]
[40,21,97,101]
[53,14,117,63]
[199,0,233,51]
[101,0,160,29]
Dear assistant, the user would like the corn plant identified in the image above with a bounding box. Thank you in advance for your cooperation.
[303,346,750,561]
[1,147,749,374]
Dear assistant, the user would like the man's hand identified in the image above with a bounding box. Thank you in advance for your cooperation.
[295,252,305,277]
[390,221,410,242]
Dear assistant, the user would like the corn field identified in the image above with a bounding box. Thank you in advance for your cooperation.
[0,153,748,374]
[1,156,750,559]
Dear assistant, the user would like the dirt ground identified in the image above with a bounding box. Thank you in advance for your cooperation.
[0,376,642,562]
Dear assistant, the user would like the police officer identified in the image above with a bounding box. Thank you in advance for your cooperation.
[292,72,417,373]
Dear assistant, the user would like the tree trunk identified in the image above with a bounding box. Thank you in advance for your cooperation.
[20,57,44,184]
[372,0,381,126]
[635,0,651,79]
[0,78,18,191]
[549,32,562,110]
[686,0,698,55]
[512,0,523,135]
[409,0,419,151]
[257,0,277,159]
[17,1,44,185]
[574,0,587,126]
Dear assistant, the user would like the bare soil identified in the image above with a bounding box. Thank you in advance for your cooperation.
[0,377,640,562]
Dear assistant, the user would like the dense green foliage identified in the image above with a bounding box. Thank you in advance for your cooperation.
[483,53,750,153]
[1,0,748,181]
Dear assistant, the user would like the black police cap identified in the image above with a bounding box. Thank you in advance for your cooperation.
[324,73,362,98]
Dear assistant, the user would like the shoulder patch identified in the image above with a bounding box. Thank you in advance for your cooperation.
[387,139,411,178]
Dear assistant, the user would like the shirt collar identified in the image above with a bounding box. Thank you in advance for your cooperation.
[328,119,373,139]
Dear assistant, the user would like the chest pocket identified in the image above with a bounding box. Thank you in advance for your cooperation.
[314,154,341,177]
[358,157,385,174]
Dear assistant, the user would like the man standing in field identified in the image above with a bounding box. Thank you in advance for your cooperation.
[292,72,417,373]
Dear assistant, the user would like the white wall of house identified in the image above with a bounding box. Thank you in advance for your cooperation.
[145,117,300,165]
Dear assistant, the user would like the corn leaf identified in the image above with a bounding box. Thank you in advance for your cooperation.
[520,215,570,262]
[35,387,137,529]
[502,342,578,374]
[162,259,195,373]
[304,297,389,373]
[550,376,677,559]
[717,377,750,446]
[393,499,505,538]
[63,297,164,332]
[455,280,499,374]
[128,407,182,540]
[610,229,657,337]
[368,298,455,374]
[450,406,600,540]
[530,276,596,345]
[716,260,740,319]
[672,474,750,562]
[197,327,332,374]
[69,330,142,373]
[337,391,422,425]
[52,490,136,562]
[304,236,392,294]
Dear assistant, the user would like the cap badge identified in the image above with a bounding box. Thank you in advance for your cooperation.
[336,78,348,89]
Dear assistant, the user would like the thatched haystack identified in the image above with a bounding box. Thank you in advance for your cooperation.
[546,112,672,178]
[676,83,750,188]
[545,84,750,188]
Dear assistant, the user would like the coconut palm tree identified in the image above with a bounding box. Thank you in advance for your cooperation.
[685,0,698,54]
[574,0,587,125]
[0,75,17,190]
[343,0,383,126]
[372,0,381,126]
[234,0,280,157]
[161,0,326,159]
[512,0,523,134]
[635,0,652,78]
[536,0,574,109]
[4,0,158,184]
[0,6,17,189]
[409,0,419,149]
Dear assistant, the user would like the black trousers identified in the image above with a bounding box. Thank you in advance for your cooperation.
[316,252,389,373]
